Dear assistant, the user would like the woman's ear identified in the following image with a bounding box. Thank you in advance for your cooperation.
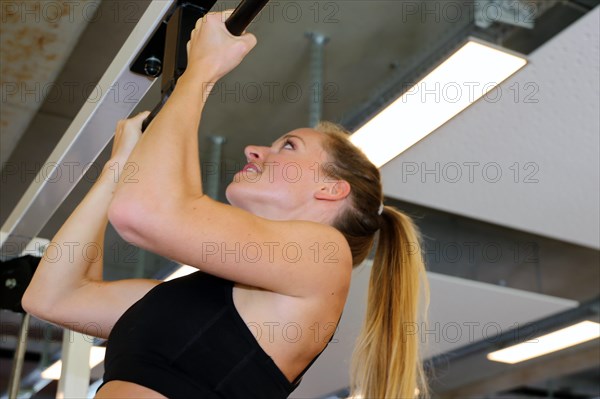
[314,180,351,201]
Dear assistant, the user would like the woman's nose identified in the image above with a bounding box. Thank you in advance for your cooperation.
[244,145,263,162]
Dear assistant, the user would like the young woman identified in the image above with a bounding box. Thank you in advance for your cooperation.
[23,10,430,399]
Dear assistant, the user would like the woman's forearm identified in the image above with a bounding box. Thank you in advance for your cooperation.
[111,68,217,213]
[108,10,257,226]
[23,163,120,311]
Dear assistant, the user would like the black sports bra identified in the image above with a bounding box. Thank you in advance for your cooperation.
[98,271,339,398]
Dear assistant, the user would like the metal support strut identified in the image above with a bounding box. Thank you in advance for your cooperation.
[306,32,329,128]
[7,314,30,399]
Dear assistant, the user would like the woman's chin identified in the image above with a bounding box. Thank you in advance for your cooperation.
[224,184,247,208]
[224,185,236,205]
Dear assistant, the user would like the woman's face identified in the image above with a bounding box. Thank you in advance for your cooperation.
[225,128,335,219]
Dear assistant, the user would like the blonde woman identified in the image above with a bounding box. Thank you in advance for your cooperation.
[23,10,430,399]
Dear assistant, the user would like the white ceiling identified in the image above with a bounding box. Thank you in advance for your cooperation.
[382,7,600,250]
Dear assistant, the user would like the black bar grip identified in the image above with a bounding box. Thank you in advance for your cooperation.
[225,0,270,36]
[142,0,269,132]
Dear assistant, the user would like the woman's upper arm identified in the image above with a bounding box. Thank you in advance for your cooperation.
[33,278,161,339]
[114,196,352,298]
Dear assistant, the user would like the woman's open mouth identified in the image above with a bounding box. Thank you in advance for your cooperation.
[242,163,261,173]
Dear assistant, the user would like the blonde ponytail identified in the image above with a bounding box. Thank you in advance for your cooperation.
[349,207,431,399]
[313,121,432,398]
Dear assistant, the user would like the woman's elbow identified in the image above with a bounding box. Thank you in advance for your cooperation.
[22,281,71,324]
[107,199,151,247]
[21,285,50,319]
[21,288,35,314]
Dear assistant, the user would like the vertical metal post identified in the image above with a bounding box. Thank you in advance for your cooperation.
[306,32,328,128]
[133,248,147,278]
[205,136,226,200]
[533,243,542,293]
[7,313,30,399]
[547,378,555,398]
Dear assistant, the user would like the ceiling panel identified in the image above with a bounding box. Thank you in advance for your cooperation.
[382,6,600,249]
[0,0,102,168]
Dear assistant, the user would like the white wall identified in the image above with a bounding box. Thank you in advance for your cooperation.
[381,8,600,249]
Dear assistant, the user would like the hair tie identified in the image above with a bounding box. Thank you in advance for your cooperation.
[377,203,384,216]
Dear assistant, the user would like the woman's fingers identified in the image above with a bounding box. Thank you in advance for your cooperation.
[116,111,149,130]
[241,32,257,51]
[186,8,257,80]
[193,9,234,34]
[131,111,151,127]
[222,9,235,21]
[121,111,150,131]
[110,111,150,162]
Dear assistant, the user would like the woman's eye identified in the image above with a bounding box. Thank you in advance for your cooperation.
[282,140,294,150]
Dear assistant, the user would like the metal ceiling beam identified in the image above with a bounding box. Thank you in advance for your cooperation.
[438,341,599,398]
[425,296,600,370]
[0,0,174,261]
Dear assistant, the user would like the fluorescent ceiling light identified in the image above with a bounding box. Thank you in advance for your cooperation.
[350,39,527,168]
[164,264,197,281]
[487,320,600,364]
[41,346,106,380]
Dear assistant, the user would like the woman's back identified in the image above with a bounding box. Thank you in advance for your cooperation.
[232,274,347,382]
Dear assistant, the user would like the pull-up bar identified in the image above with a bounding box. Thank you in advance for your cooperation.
[0,0,268,261]
[226,0,270,36]
[141,0,270,131]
